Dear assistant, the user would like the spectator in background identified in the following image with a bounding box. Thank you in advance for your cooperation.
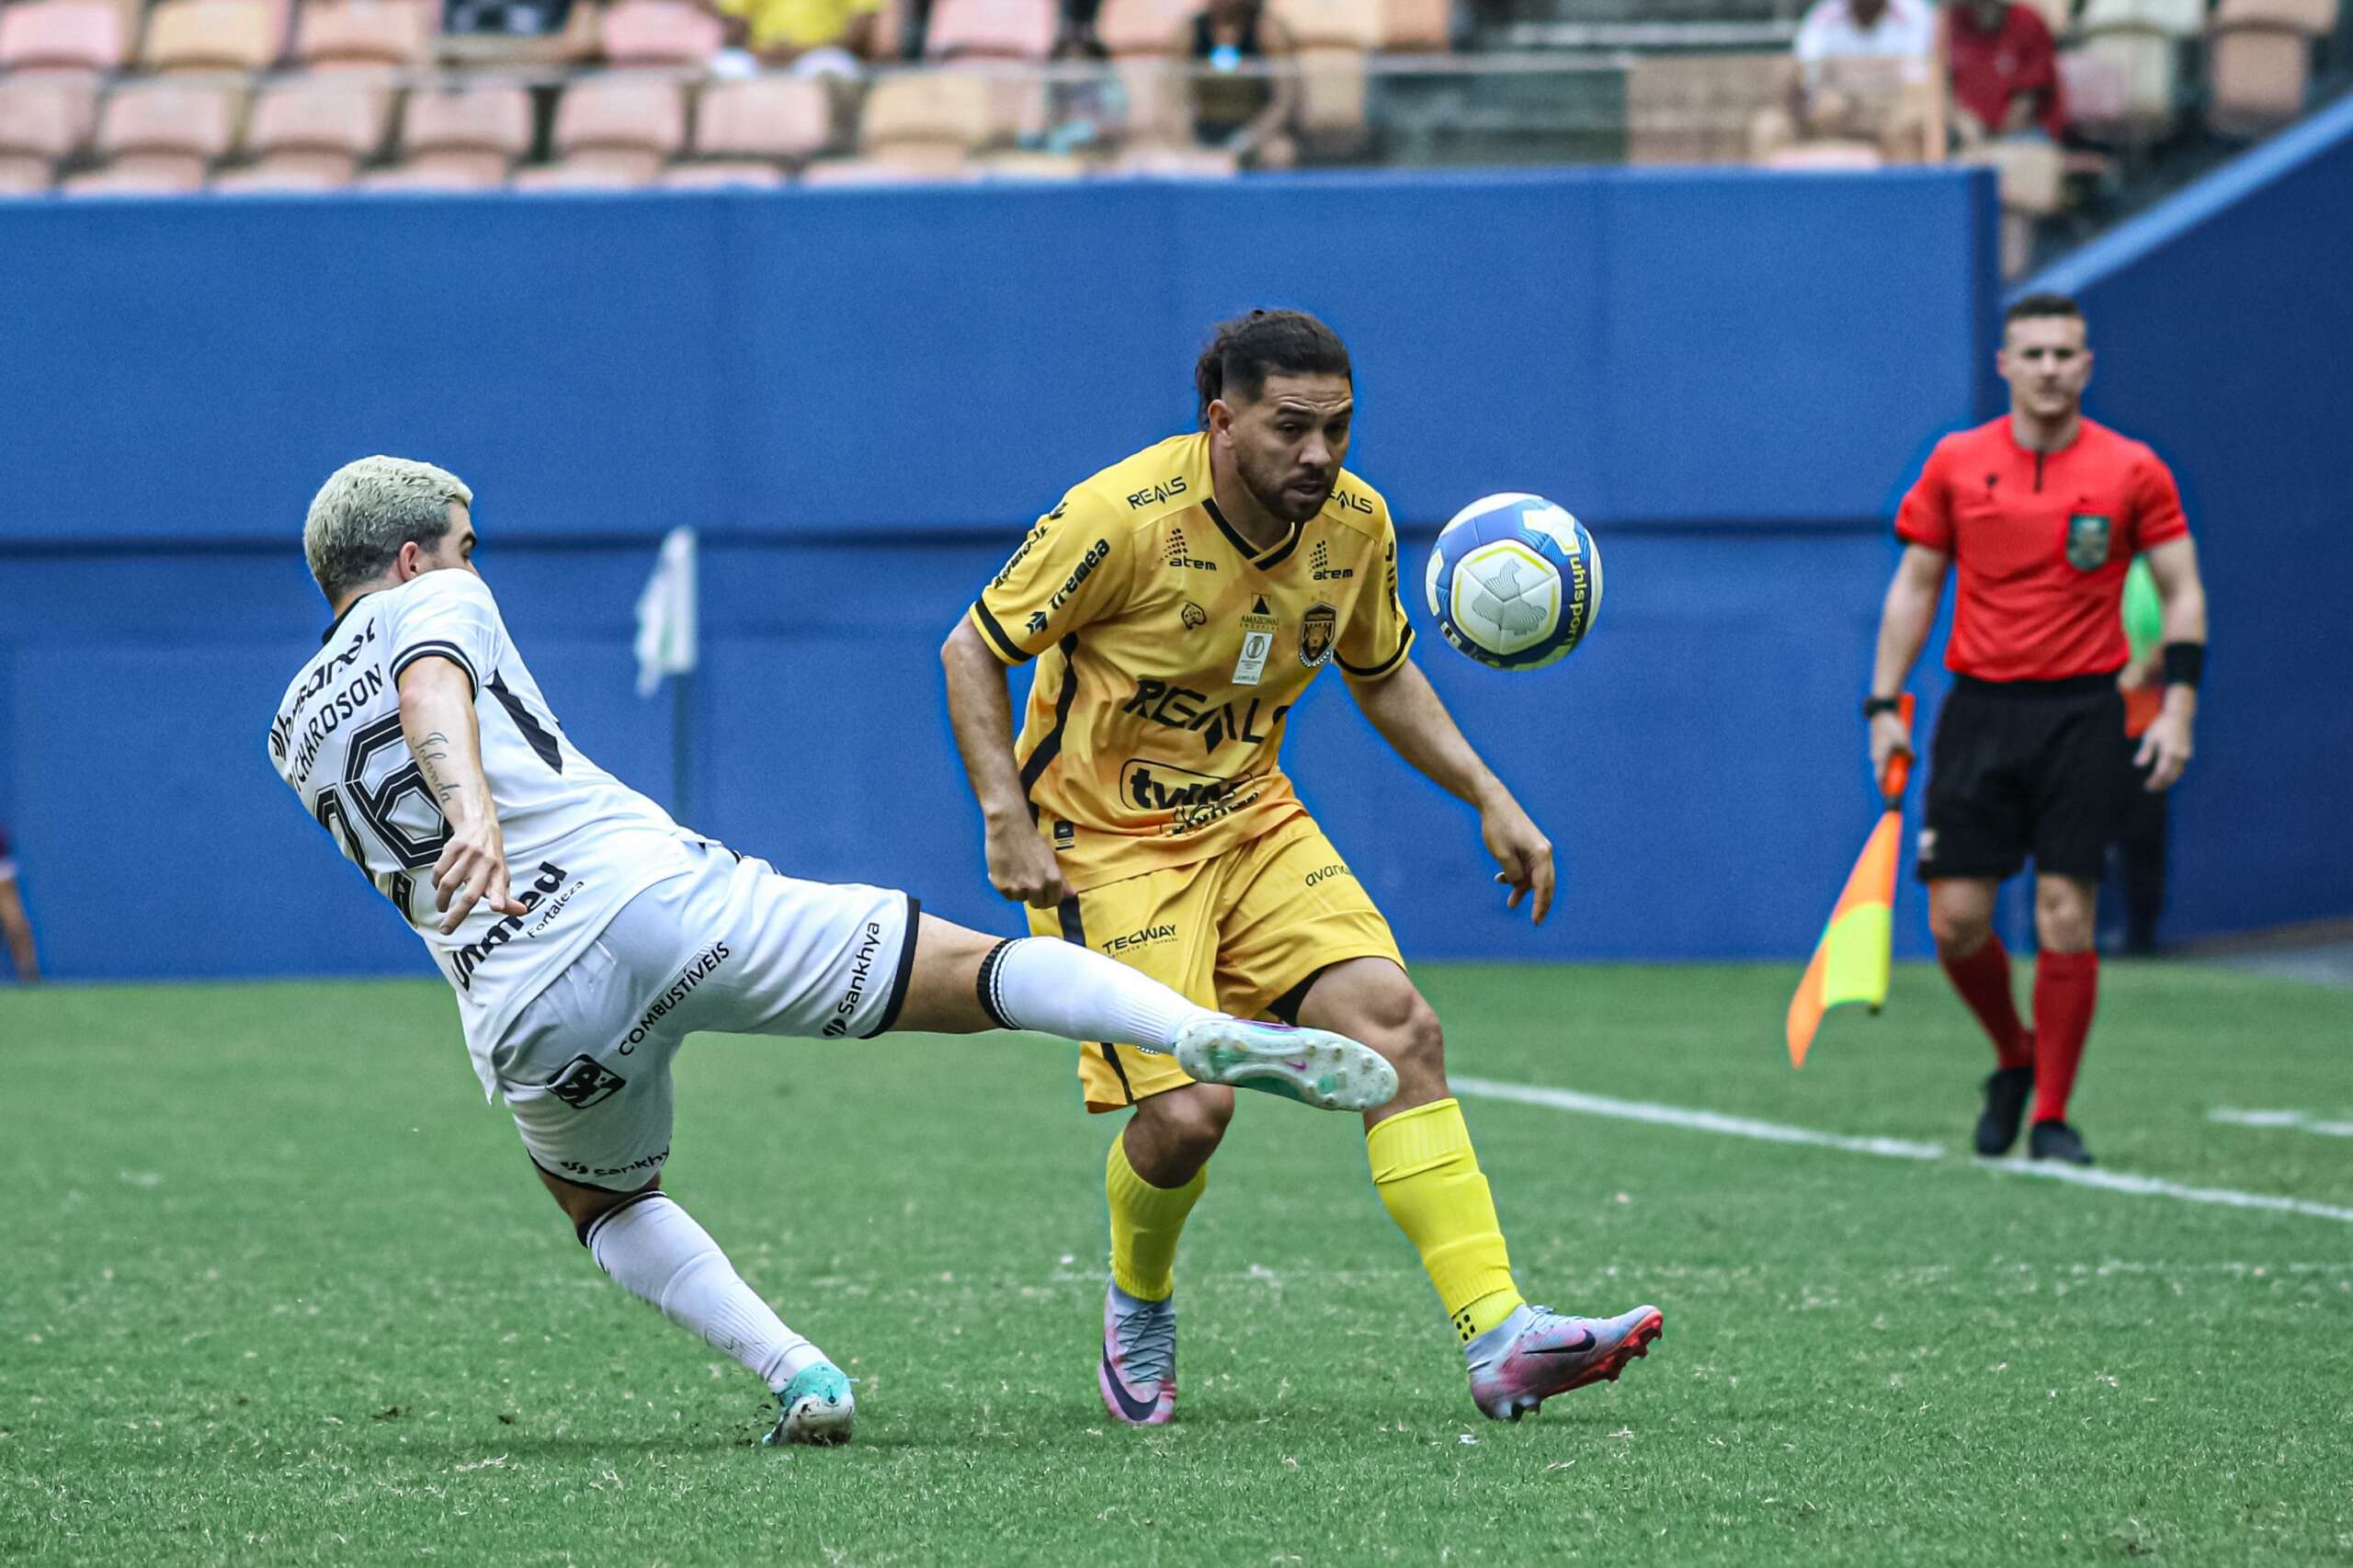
[1948,0,2066,144]
[1181,0,1299,168]
[0,824,38,983]
[717,0,881,74]
[1765,0,1939,160]
[2105,558,2168,954]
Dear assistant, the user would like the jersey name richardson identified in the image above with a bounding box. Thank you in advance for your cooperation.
[967,432,1415,893]
[266,570,703,1096]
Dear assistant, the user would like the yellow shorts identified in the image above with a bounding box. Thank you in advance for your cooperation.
[1028,815,1405,1113]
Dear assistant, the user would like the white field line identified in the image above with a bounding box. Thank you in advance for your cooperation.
[1450,1076,2353,1227]
[2210,1108,2353,1139]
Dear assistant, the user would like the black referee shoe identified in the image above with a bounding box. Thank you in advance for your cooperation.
[1973,1065,2036,1157]
[2029,1119,2094,1165]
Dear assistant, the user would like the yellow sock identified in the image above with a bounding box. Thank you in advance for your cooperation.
[1106,1135,1205,1301]
[1367,1097,1525,1342]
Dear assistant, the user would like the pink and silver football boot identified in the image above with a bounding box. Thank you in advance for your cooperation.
[1098,1283,1178,1426]
[1465,1302,1665,1422]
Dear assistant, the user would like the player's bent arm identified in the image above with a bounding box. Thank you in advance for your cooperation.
[0,877,38,982]
[939,620,1069,907]
[396,655,525,934]
[1346,658,1556,923]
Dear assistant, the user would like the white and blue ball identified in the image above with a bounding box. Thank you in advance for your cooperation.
[1424,493,1603,670]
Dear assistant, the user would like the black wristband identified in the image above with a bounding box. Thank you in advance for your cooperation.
[1862,695,1903,720]
[2161,642,2204,690]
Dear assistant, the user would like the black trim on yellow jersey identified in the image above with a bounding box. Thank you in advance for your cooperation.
[971,601,1029,664]
[1203,496,1303,571]
[1017,633,1084,801]
[1336,621,1416,681]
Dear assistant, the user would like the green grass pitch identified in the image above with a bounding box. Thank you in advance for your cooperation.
[4,961,2348,1565]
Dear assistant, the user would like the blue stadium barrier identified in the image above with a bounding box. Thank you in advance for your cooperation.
[1,166,2020,980]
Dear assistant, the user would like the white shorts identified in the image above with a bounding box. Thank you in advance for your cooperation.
[494,843,917,1191]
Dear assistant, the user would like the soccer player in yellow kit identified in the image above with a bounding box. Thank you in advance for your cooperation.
[941,311,1663,1425]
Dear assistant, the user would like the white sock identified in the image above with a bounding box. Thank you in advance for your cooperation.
[979,936,1220,1054]
[585,1193,826,1392]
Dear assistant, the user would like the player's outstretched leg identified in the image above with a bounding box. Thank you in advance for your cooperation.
[1296,957,1665,1421]
[892,919,1397,1113]
[539,1171,855,1447]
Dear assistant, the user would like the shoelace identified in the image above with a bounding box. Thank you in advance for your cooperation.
[1114,1301,1177,1382]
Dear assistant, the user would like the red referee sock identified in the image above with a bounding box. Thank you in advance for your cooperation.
[1939,936,2031,1070]
[2031,950,2099,1125]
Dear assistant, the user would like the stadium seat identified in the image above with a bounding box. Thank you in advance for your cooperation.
[974,146,1083,176]
[296,0,433,70]
[1377,0,1449,51]
[361,81,529,187]
[2073,0,2205,143]
[2018,0,2077,31]
[1291,46,1366,156]
[922,0,1057,58]
[0,0,127,70]
[1271,0,1376,46]
[2206,0,2336,135]
[1108,141,1236,173]
[0,0,126,147]
[514,74,684,187]
[599,0,722,66]
[224,76,378,186]
[799,153,977,181]
[1955,134,2064,275]
[1624,51,1792,165]
[63,77,235,191]
[859,69,992,161]
[140,0,285,71]
[661,74,827,183]
[1762,140,1881,167]
[0,75,85,190]
[1096,0,1195,54]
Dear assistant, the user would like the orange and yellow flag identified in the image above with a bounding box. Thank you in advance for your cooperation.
[1787,694,1915,1067]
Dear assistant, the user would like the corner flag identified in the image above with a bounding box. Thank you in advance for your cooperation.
[633,527,698,698]
[1787,694,1915,1067]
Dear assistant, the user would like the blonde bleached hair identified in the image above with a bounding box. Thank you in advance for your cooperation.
[303,456,474,600]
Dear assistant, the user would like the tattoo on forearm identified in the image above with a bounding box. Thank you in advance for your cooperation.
[413,731,466,808]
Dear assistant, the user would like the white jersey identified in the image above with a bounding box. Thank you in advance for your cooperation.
[267,570,703,1095]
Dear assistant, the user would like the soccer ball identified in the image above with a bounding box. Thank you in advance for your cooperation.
[1424,493,1603,670]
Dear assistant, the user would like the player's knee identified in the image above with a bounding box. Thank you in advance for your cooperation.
[1368,994,1446,1085]
[1929,903,1993,956]
[2035,881,2097,952]
[1143,1086,1233,1162]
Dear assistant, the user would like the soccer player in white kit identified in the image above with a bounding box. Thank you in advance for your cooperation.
[268,457,1398,1447]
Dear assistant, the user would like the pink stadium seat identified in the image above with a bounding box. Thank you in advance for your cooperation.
[513,74,684,187]
[63,78,235,192]
[599,0,722,66]
[1624,51,1795,165]
[0,75,86,191]
[1377,0,1449,52]
[799,153,975,183]
[1764,140,1883,168]
[922,0,1056,59]
[1109,142,1237,174]
[1096,0,1194,54]
[2206,0,2337,136]
[361,82,529,187]
[232,76,378,184]
[297,0,433,69]
[665,74,828,180]
[2073,0,2205,143]
[140,0,286,70]
[0,0,127,69]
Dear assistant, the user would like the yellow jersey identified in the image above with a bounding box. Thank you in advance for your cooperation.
[968,433,1415,893]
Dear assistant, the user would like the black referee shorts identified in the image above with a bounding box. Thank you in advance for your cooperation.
[1917,673,2127,885]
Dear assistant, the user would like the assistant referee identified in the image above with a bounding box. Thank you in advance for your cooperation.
[1868,292,2208,1166]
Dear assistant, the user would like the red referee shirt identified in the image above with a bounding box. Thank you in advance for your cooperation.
[1897,415,2188,682]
